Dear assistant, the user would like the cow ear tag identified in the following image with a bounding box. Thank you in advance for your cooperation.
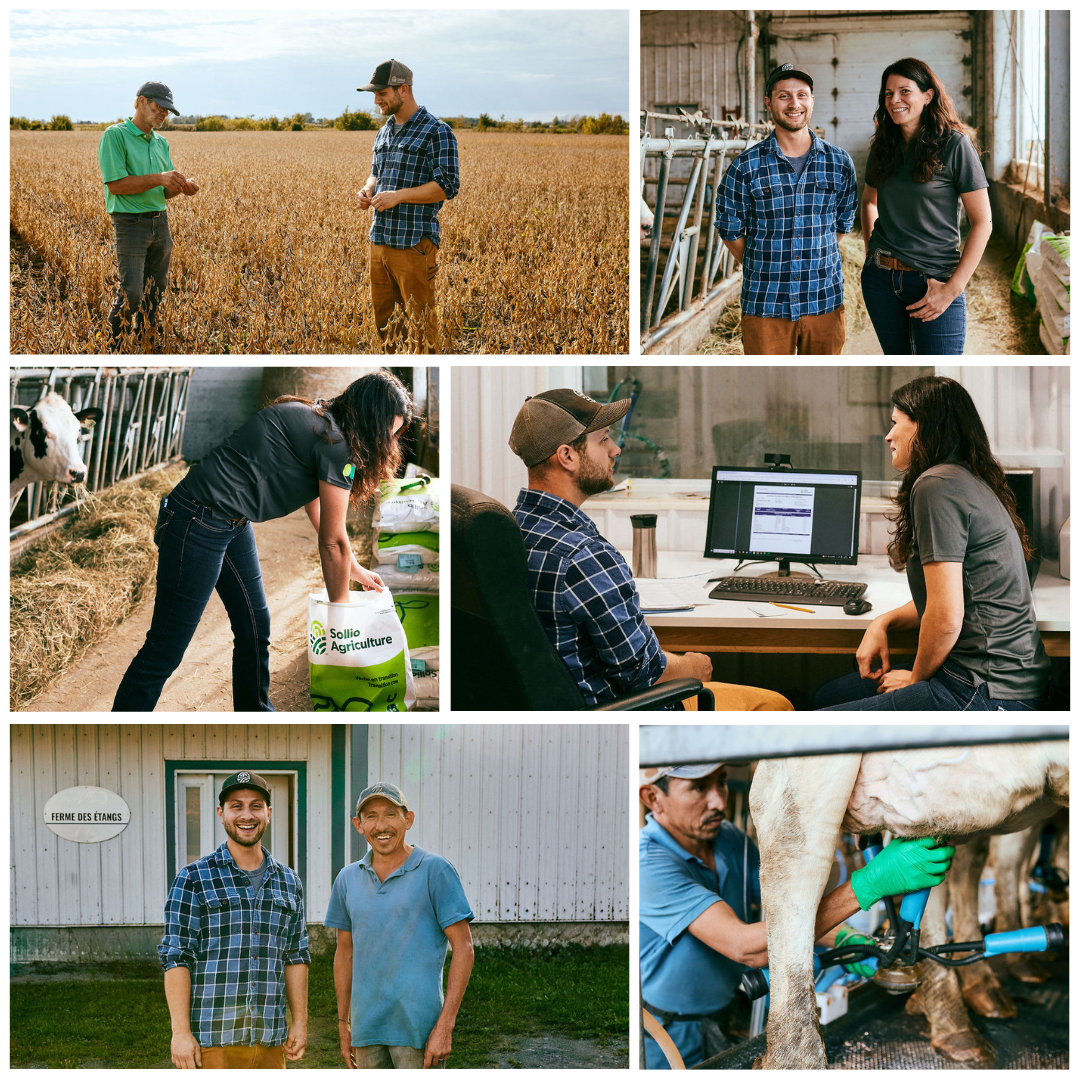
[343,463,356,480]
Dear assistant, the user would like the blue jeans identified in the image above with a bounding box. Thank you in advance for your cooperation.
[814,658,1039,711]
[113,481,275,711]
[108,212,173,344]
[861,253,966,354]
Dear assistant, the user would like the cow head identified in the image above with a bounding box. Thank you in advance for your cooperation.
[10,391,104,499]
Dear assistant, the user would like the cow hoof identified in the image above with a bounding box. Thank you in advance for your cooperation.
[752,1054,766,1069]
[931,1030,996,1066]
[1007,955,1051,983]
[961,979,1017,1019]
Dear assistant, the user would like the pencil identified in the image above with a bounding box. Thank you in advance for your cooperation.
[771,602,815,614]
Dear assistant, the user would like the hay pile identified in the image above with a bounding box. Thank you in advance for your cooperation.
[10,463,188,710]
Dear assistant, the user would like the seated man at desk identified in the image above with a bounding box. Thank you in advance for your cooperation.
[508,389,792,709]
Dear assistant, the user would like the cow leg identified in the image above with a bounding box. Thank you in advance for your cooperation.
[994,827,1051,982]
[906,873,995,1064]
[950,836,1017,1018]
[750,754,862,1070]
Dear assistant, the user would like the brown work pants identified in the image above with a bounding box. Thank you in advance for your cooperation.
[682,681,795,711]
[741,306,846,355]
[370,239,439,354]
[199,1044,286,1068]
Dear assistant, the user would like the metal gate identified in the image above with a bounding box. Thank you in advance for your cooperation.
[641,111,770,350]
[10,367,193,533]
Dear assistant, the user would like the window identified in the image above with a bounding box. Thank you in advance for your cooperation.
[1012,10,1045,193]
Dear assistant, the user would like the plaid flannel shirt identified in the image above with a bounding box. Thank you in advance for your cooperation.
[159,843,310,1048]
[715,130,857,320]
[513,488,666,706]
[370,105,460,249]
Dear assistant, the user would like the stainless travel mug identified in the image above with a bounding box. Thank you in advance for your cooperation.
[631,513,658,578]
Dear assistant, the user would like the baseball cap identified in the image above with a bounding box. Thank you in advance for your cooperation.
[509,389,631,468]
[359,60,413,92]
[219,770,272,806]
[355,781,410,815]
[765,63,814,96]
[640,763,724,784]
[136,80,179,115]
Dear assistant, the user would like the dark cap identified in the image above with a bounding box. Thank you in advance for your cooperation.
[358,59,413,93]
[509,389,631,469]
[765,63,814,96]
[219,770,272,806]
[355,781,410,814]
[136,80,179,115]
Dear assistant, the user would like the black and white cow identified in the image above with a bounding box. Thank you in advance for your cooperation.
[10,392,104,505]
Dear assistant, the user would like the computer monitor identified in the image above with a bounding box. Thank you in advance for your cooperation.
[703,466,862,574]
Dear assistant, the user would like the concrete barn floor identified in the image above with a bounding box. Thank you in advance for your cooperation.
[25,510,321,712]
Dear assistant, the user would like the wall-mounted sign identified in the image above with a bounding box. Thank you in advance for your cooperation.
[42,786,131,843]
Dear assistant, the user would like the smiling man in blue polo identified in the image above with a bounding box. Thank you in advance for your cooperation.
[716,64,857,355]
[326,782,475,1069]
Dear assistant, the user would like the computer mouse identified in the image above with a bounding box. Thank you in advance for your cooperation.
[844,598,873,616]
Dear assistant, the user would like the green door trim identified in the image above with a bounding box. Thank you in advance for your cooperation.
[350,726,368,864]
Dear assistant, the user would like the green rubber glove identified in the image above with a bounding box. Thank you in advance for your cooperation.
[849,836,955,911]
[834,924,876,978]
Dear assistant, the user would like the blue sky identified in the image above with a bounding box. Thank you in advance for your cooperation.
[10,8,630,122]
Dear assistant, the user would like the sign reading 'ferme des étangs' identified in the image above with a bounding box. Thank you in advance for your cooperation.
[42,786,131,843]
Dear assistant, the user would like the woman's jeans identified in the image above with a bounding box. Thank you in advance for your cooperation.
[814,658,1039,711]
[861,253,966,354]
[113,481,275,711]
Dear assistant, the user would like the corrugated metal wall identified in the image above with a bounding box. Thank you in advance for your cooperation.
[642,11,975,182]
[367,725,629,922]
[10,725,335,927]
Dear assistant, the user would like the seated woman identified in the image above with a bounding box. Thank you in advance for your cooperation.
[860,58,992,354]
[815,374,1049,711]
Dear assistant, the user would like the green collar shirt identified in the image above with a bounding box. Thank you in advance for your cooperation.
[98,118,175,213]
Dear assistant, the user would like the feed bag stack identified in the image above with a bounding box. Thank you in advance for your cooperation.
[1014,224,1070,354]
[375,469,440,710]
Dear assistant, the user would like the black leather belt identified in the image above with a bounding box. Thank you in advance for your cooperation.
[642,1000,726,1025]
[112,211,167,219]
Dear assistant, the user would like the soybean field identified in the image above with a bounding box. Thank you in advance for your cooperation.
[10,130,629,354]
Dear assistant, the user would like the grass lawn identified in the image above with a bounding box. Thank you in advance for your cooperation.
[11,945,628,1069]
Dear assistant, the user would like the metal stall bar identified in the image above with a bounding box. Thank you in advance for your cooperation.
[653,156,702,327]
[640,725,1068,767]
[642,149,670,332]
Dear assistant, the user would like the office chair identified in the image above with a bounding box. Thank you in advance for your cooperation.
[451,485,713,711]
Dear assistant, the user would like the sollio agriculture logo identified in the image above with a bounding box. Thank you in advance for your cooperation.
[310,620,326,655]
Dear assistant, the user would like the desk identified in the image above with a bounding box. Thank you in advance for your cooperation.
[635,553,1070,657]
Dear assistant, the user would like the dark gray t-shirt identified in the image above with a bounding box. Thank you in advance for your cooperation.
[905,463,1049,700]
[184,401,353,522]
[245,857,269,897]
[782,149,811,180]
[867,130,988,279]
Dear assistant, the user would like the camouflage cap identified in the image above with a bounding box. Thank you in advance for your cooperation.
[355,781,410,815]
[509,389,631,469]
[358,59,413,92]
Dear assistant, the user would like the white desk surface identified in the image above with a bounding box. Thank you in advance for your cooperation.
[629,553,1070,633]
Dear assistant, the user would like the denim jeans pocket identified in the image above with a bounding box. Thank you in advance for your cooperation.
[153,503,174,546]
[193,512,239,534]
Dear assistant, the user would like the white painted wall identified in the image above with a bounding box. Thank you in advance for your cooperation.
[367,724,629,922]
[10,725,335,927]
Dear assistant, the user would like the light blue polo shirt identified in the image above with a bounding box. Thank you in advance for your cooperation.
[324,846,474,1049]
[640,814,760,1067]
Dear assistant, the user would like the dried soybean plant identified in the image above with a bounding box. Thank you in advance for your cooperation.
[11,130,630,354]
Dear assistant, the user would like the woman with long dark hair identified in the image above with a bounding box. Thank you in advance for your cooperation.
[860,58,993,354]
[815,375,1049,711]
[114,369,416,711]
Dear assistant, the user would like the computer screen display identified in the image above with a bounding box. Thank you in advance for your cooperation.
[703,466,862,564]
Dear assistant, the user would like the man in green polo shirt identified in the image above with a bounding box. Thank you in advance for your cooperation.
[97,80,200,349]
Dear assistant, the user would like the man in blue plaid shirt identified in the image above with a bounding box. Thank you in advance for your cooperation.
[356,59,459,354]
[716,64,857,355]
[509,390,793,710]
[160,771,310,1069]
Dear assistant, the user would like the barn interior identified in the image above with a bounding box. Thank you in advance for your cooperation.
[639,724,1070,1070]
[640,10,1070,355]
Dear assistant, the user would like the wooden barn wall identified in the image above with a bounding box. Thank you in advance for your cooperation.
[11,725,335,927]
[367,725,629,922]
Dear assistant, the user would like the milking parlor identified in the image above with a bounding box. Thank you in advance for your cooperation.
[638,724,1069,1070]
[641,10,1070,355]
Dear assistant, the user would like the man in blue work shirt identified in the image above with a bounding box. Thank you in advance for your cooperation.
[356,59,460,354]
[715,64,857,355]
[160,770,309,1069]
[97,81,200,349]
[639,762,956,1068]
[326,782,475,1069]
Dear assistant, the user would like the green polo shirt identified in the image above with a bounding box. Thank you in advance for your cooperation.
[98,118,175,213]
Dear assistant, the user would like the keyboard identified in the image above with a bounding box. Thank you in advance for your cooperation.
[708,576,867,606]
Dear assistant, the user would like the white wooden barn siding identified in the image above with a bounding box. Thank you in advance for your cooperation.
[11,725,335,927]
[642,11,974,182]
[367,725,629,922]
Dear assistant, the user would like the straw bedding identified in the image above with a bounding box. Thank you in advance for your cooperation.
[10,464,188,710]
